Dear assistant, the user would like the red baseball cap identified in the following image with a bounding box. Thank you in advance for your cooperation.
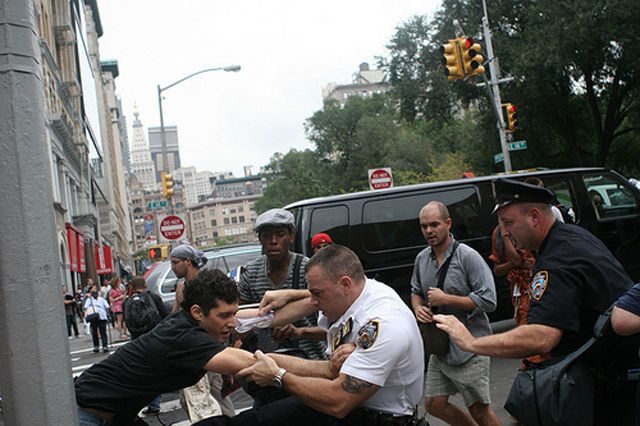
[311,233,333,248]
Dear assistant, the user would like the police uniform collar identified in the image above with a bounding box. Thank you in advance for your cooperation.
[492,178,555,214]
[536,219,561,256]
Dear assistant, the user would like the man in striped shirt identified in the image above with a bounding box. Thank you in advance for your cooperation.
[238,208,326,361]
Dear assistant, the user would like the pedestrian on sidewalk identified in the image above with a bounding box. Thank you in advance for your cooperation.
[63,285,80,338]
[84,287,110,353]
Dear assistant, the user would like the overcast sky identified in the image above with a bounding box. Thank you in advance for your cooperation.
[96,1,441,178]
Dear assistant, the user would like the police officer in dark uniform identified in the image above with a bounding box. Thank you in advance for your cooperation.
[435,178,636,423]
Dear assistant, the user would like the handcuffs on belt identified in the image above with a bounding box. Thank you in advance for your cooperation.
[344,407,426,426]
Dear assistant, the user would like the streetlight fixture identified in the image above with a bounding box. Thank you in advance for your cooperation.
[157,65,241,213]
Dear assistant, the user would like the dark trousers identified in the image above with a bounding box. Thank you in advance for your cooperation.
[193,396,343,426]
[90,320,108,349]
[66,314,79,337]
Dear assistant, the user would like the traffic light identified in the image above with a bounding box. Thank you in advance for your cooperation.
[160,245,170,258]
[149,247,161,260]
[440,38,463,81]
[161,172,174,199]
[460,37,485,76]
[504,103,519,132]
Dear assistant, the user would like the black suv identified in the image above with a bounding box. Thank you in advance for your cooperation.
[285,168,640,321]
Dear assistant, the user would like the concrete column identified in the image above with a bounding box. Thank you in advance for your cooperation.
[0,1,77,424]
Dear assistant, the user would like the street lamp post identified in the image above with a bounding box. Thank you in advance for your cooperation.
[157,65,241,213]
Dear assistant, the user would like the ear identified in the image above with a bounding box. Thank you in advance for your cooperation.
[446,217,453,228]
[338,276,351,292]
[190,304,204,322]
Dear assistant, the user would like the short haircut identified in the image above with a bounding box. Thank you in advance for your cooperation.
[306,244,364,283]
[422,201,450,221]
[180,269,238,314]
[130,276,146,290]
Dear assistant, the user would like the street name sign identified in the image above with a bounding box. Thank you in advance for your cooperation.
[160,215,185,240]
[148,201,167,209]
[368,168,393,190]
[508,141,527,151]
[494,152,505,164]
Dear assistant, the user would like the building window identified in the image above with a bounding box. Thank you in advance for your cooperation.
[224,218,230,225]
[239,216,245,223]
[211,219,217,226]
[232,217,238,224]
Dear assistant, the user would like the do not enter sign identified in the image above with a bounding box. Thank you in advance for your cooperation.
[160,215,185,240]
[368,168,393,190]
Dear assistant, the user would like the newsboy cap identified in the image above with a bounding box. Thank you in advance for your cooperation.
[492,178,555,213]
[254,208,295,233]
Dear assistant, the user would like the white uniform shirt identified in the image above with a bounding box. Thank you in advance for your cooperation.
[318,279,423,416]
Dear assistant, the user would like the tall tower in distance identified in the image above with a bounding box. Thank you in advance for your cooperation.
[129,106,157,190]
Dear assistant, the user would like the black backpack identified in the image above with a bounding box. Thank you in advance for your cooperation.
[123,291,162,336]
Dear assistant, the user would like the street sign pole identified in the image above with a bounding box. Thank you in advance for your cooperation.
[0,1,77,423]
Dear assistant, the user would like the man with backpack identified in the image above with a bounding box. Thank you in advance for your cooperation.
[123,276,169,414]
[123,276,168,339]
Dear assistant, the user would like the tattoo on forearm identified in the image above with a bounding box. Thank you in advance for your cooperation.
[341,375,373,393]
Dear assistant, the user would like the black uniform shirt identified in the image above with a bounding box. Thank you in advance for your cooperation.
[75,309,224,424]
[527,221,632,356]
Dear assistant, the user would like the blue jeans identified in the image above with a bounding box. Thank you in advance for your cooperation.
[90,320,108,349]
[77,408,113,426]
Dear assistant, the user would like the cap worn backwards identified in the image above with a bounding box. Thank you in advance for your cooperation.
[170,244,208,268]
[254,208,295,233]
[492,177,555,214]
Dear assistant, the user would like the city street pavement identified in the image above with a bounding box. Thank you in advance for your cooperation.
[63,319,521,425]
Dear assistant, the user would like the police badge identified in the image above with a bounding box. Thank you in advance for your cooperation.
[530,270,548,301]
[357,320,379,349]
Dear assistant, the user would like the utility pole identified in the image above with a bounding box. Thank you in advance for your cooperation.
[479,0,513,172]
[0,0,77,423]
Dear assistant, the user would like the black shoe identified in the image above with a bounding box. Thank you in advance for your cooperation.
[103,347,110,353]
[93,347,99,353]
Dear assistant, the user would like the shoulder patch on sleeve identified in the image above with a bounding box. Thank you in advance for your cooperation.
[530,271,548,301]
[357,320,379,350]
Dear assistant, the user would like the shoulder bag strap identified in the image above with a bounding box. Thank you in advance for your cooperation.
[292,253,303,290]
[437,241,460,290]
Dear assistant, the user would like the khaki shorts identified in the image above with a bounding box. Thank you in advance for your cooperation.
[425,354,491,407]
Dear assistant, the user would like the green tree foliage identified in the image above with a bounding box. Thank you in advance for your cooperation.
[254,149,330,213]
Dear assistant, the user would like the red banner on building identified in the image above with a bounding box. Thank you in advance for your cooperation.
[78,234,86,272]
[94,244,114,275]
[66,223,79,272]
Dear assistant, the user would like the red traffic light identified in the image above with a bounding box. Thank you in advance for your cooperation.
[509,105,517,113]
[464,37,475,48]
[149,248,157,259]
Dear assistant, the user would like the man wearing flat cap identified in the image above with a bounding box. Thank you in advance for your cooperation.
[435,178,635,423]
[239,209,326,364]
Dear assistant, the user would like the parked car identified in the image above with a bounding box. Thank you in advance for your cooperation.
[285,167,640,322]
[144,244,262,311]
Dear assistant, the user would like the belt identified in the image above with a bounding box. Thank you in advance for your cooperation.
[345,407,416,426]
[78,405,115,423]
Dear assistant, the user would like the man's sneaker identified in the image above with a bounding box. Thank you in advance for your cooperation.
[93,347,99,353]
[68,336,74,340]
[102,347,110,353]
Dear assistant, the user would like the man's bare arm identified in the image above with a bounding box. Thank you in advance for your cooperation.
[271,296,318,327]
[267,343,355,379]
[434,314,562,358]
[258,289,311,315]
[612,306,640,336]
[237,351,377,419]
[203,347,256,375]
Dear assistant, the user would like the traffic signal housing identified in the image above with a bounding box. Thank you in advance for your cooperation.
[440,38,463,81]
[460,37,485,76]
[504,103,519,132]
[149,247,162,260]
[161,172,174,199]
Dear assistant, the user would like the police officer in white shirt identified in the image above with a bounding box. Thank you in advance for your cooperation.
[207,244,424,426]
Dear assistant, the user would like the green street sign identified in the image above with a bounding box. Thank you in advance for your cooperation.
[494,152,504,164]
[508,140,527,151]
[148,201,167,209]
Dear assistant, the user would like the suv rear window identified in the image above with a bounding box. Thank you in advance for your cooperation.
[362,187,482,252]
[583,173,640,219]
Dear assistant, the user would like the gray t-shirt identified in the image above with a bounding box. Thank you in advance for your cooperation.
[238,253,327,360]
[411,235,497,365]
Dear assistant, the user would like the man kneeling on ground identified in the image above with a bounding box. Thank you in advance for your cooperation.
[76,269,262,425]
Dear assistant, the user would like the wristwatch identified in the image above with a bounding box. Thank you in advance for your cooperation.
[272,368,287,388]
